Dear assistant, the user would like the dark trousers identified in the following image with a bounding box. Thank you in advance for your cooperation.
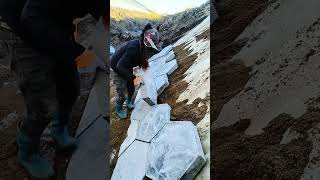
[9,37,79,137]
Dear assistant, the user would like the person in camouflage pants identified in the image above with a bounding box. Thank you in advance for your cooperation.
[0,0,107,178]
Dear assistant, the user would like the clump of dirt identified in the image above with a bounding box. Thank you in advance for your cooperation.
[159,41,209,124]
[212,111,312,180]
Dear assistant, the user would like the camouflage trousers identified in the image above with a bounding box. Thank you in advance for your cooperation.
[5,35,79,137]
[111,70,128,106]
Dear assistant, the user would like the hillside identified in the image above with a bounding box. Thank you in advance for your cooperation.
[212,0,320,179]
[111,7,160,21]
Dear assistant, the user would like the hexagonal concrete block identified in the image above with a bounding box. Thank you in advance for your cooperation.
[156,59,178,76]
[155,74,169,95]
[136,104,171,143]
[146,121,206,180]
[118,120,139,156]
[111,140,149,180]
[131,99,153,121]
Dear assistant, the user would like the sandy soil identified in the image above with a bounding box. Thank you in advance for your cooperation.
[212,0,320,179]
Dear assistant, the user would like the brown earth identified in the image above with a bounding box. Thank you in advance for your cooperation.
[159,41,209,124]
[211,0,314,179]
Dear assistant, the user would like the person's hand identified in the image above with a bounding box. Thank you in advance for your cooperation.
[75,49,106,71]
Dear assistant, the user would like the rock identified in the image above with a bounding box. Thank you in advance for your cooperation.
[155,74,169,95]
[146,121,206,180]
[111,141,149,180]
[136,104,171,143]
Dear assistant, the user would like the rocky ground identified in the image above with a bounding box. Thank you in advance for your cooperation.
[212,0,320,179]
[110,1,210,49]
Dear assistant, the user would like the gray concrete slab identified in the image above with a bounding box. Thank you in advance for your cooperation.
[131,99,153,121]
[118,120,139,156]
[146,121,206,180]
[66,116,109,180]
[156,59,178,76]
[136,104,171,143]
[155,74,169,95]
[111,141,149,180]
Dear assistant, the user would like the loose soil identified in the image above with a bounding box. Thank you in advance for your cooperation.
[159,41,209,125]
[211,0,315,179]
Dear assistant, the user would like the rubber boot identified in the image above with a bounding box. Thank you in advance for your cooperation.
[115,103,127,119]
[17,125,55,179]
[50,113,78,153]
[126,96,135,110]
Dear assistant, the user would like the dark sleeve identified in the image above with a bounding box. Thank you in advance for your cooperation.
[19,1,85,60]
[116,47,137,82]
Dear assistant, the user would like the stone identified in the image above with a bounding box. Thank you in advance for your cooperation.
[118,120,139,156]
[111,141,149,180]
[146,121,206,180]
[156,59,178,76]
[136,104,171,143]
[66,117,109,180]
[155,74,169,95]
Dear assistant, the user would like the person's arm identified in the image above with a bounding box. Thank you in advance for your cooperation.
[20,1,85,61]
[116,47,136,82]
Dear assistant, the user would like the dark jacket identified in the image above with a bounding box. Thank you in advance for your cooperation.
[111,39,142,82]
[0,0,106,61]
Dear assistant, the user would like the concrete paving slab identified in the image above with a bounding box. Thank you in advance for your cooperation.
[118,120,139,156]
[155,74,169,95]
[149,45,173,62]
[164,51,175,63]
[111,141,149,180]
[146,121,206,180]
[66,116,109,180]
[156,59,178,76]
[136,104,171,143]
[131,99,153,121]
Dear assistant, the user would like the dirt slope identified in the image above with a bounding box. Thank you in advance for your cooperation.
[212,0,320,179]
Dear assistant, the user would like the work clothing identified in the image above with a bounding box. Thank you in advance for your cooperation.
[110,39,142,98]
[17,123,55,179]
[0,0,107,178]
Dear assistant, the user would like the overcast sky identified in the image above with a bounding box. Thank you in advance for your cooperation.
[111,0,208,15]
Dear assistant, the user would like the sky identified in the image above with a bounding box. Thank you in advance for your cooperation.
[110,0,208,15]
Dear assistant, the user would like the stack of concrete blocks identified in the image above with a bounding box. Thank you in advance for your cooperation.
[112,45,206,180]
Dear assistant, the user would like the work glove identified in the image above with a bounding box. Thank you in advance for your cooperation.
[75,48,106,71]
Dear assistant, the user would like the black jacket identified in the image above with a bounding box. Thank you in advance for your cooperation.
[110,39,142,82]
[0,0,106,61]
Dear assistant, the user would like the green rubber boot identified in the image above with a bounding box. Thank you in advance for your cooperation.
[17,125,55,179]
[126,96,135,110]
[50,113,78,152]
[115,103,127,119]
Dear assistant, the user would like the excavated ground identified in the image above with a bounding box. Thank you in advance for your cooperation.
[211,0,314,179]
